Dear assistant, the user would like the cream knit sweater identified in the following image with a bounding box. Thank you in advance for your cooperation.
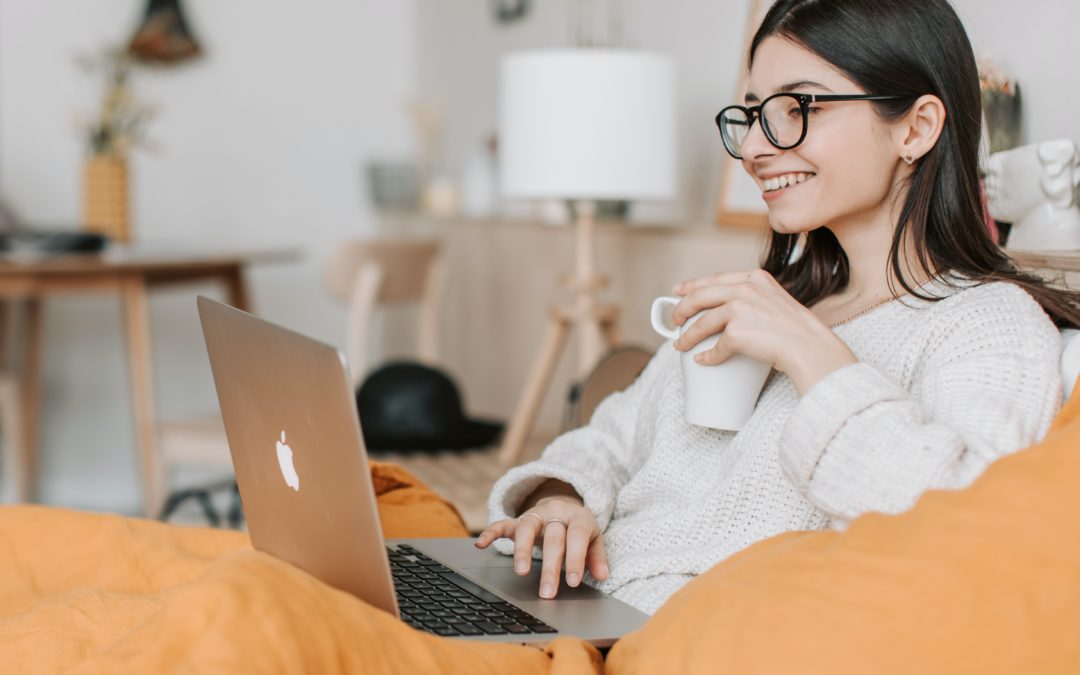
[487,280,1063,615]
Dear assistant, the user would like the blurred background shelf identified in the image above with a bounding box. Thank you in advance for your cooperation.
[1010,250,1080,273]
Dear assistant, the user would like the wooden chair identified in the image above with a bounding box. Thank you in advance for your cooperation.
[560,345,653,433]
[324,238,444,385]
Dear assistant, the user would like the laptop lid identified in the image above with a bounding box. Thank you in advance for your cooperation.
[197,296,398,616]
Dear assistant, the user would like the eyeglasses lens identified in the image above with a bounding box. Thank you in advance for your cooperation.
[719,95,806,157]
[719,109,751,158]
[761,95,804,148]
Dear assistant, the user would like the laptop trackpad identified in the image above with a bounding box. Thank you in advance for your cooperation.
[462,565,605,602]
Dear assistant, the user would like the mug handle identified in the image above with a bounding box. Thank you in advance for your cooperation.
[650,296,681,340]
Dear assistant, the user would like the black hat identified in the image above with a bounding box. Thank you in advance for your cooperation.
[356,361,503,452]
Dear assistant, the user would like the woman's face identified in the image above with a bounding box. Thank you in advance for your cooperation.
[742,37,903,235]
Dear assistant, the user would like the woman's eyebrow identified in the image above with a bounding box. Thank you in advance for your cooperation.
[744,80,833,103]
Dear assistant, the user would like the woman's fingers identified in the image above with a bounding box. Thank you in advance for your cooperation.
[585,534,610,581]
[694,332,737,366]
[672,285,740,327]
[474,519,516,549]
[538,520,567,598]
[674,305,731,353]
[562,517,594,587]
[511,515,543,575]
[672,270,755,296]
[476,509,607,596]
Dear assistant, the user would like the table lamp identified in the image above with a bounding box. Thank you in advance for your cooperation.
[496,48,676,465]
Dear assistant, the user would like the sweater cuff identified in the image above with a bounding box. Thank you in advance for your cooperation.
[778,362,909,489]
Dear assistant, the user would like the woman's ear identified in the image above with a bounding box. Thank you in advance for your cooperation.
[897,94,946,164]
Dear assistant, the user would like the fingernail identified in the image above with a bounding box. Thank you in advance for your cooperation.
[695,354,705,363]
[599,563,609,578]
[515,560,527,573]
[540,582,554,598]
[567,572,580,587]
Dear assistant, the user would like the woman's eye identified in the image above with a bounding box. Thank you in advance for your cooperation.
[807,106,822,115]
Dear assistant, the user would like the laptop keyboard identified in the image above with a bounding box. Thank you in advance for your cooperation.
[388,544,558,637]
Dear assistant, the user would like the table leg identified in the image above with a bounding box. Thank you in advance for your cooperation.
[121,276,164,518]
[17,299,42,502]
[0,300,13,367]
[224,265,251,312]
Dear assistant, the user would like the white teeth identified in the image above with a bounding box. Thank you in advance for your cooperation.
[763,172,813,193]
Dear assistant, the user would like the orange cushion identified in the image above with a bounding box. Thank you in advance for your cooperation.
[606,384,1080,675]
[369,459,470,538]
[0,462,608,674]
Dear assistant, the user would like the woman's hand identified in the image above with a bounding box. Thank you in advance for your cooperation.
[671,269,857,394]
[475,491,609,600]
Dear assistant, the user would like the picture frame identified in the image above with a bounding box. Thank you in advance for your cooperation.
[714,0,770,229]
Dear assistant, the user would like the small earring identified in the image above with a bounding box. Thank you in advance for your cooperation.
[903,154,915,166]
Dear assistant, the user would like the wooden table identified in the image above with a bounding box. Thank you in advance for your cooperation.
[0,244,297,516]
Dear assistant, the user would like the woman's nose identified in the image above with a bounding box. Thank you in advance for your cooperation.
[739,114,778,161]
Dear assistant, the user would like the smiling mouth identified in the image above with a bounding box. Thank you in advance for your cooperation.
[761,172,815,194]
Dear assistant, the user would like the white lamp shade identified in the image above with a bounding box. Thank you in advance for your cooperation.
[499,49,676,201]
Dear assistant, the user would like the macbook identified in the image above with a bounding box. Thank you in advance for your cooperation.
[197,296,648,646]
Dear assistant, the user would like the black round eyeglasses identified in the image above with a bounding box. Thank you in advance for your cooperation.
[716,92,908,159]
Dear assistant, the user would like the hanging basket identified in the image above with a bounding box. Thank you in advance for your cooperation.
[83,155,131,243]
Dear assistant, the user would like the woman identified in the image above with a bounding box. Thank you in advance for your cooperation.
[477,0,1080,615]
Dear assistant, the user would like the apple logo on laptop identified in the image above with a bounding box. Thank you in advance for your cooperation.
[276,430,300,491]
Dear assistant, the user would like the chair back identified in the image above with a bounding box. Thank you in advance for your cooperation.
[324,238,445,385]
[562,346,654,431]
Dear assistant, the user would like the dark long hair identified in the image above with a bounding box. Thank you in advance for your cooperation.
[752,0,1080,327]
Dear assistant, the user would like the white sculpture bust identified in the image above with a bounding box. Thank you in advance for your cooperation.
[985,139,1080,251]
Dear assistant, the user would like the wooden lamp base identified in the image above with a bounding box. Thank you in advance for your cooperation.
[495,201,621,468]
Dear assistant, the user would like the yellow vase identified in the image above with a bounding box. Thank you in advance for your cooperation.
[83,155,131,243]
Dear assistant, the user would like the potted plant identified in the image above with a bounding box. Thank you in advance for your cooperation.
[978,56,1021,154]
[76,47,156,243]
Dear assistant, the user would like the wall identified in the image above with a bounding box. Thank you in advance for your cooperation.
[952,0,1078,145]
[0,0,418,512]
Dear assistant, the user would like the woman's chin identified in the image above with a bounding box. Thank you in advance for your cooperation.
[766,212,814,235]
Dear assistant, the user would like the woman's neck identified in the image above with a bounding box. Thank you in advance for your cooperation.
[826,196,929,301]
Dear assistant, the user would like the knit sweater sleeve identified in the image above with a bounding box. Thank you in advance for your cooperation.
[487,343,673,536]
[777,283,1062,527]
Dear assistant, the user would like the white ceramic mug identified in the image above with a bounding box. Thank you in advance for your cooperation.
[651,296,772,431]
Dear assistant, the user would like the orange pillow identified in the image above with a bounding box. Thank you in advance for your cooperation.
[0,462,602,674]
[369,459,470,538]
[607,385,1080,675]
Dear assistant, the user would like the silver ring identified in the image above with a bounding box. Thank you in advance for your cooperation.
[544,517,569,530]
[517,511,544,527]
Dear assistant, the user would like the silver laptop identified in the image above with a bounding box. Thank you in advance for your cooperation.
[197,296,648,646]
